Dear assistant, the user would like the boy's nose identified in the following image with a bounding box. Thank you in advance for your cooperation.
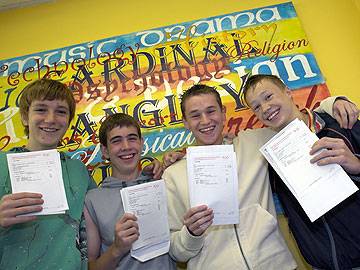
[120,139,130,150]
[200,113,210,124]
[44,112,55,123]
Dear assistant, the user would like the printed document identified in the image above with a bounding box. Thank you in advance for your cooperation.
[260,118,358,222]
[7,149,69,215]
[121,180,170,262]
[186,145,239,225]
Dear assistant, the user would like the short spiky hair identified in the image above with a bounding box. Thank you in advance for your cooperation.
[19,78,76,136]
[243,74,287,105]
[180,84,222,118]
[99,113,141,146]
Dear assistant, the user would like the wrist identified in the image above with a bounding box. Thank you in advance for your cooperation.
[109,243,127,259]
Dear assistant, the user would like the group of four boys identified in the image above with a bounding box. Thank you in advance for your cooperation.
[0,75,359,269]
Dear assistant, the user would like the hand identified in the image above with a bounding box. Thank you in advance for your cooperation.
[0,192,43,228]
[162,151,185,169]
[142,159,163,179]
[310,137,360,174]
[333,99,359,129]
[112,213,139,256]
[184,205,213,236]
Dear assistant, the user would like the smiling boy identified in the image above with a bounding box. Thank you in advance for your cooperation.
[84,113,175,270]
[0,78,96,269]
[244,74,360,269]
[162,84,297,270]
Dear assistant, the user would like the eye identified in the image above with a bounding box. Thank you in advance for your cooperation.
[128,136,139,142]
[253,105,260,112]
[110,138,122,144]
[191,114,200,119]
[33,107,47,113]
[56,109,68,115]
[265,94,273,100]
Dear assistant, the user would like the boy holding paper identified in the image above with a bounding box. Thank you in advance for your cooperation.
[162,83,358,270]
[0,78,97,269]
[244,74,360,269]
[84,113,176,270]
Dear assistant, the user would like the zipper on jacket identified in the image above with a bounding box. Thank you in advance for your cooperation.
[321,216,340,270]
[234,225,251,270]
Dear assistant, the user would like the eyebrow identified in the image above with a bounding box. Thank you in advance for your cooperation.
[188,105,217,114]
[32,102,69,110]
[109,133,139,141]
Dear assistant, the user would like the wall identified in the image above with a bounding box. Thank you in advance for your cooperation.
[0,0,359,104]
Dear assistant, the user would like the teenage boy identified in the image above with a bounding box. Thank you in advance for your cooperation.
[162,83,358,270]
[244,74,360,270]
[84,113,176,270]
[0,78,97,269]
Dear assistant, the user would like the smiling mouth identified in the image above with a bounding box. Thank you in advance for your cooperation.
[199,126,215,134]
[266,109,280,121]
[118,153,136,160]
[40,127,59,132]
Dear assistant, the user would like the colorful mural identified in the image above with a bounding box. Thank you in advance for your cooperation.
[0,2,330,182]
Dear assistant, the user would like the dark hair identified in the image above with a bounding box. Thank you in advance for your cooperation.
[99,113,141,146]
[243,74,287,105]
[19,78,76,136]
[180,84,222,118]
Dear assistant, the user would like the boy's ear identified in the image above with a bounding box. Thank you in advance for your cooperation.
[285,87,292,98]
[101,144,110,160]
[20,113,29,127]
[183,117,189,130]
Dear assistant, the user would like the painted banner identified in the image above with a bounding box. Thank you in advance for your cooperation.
[0,2,330,182]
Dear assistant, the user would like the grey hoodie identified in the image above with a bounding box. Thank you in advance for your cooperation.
[85,173,176,270]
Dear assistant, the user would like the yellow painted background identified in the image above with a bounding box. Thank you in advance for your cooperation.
[0,0,359,105]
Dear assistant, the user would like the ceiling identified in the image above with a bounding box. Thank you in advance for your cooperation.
[0,0,54,11]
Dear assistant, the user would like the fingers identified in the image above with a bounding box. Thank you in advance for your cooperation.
[310,137,360,174]
[114,213,139,251]
[184,205,213,236]
[333,99,360,129]
[310,148,342,165]
[142,160,163,179]
[310,137,338,155]
[151,160,163,180]
[0,192,43,227]
[162,151,185,169]
[346,102,360,129]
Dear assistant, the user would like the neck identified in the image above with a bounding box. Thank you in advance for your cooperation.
[112,168,141,182]
[25,141,54,152]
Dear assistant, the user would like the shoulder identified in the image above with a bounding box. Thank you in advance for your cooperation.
[163,158,187,176]
[234,127,275,148]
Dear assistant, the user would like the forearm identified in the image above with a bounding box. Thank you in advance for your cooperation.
[170,225,204,262]
[88,244,125,270]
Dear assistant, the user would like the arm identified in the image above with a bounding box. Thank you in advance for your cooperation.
[85,207,139,270]
[163,167,209,262]
[0,192,43,227]
[310,137,360,175]
[162,151,185,169]
[315,96,359,129]
[142,158,163,180]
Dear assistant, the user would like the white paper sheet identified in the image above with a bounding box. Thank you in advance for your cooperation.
[186,145,239,225]
[7,149,69,215]
[120,180,170,262]
[260,118,358,222]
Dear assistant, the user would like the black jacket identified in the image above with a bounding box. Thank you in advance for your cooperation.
[271,112,360,270]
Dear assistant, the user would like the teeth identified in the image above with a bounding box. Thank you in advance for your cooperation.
[200,126,214,133]
[267,111,279,121]
[40,127,57,132]
[119,154,135,160]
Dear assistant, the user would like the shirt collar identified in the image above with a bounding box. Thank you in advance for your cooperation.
[301,108,326,133]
